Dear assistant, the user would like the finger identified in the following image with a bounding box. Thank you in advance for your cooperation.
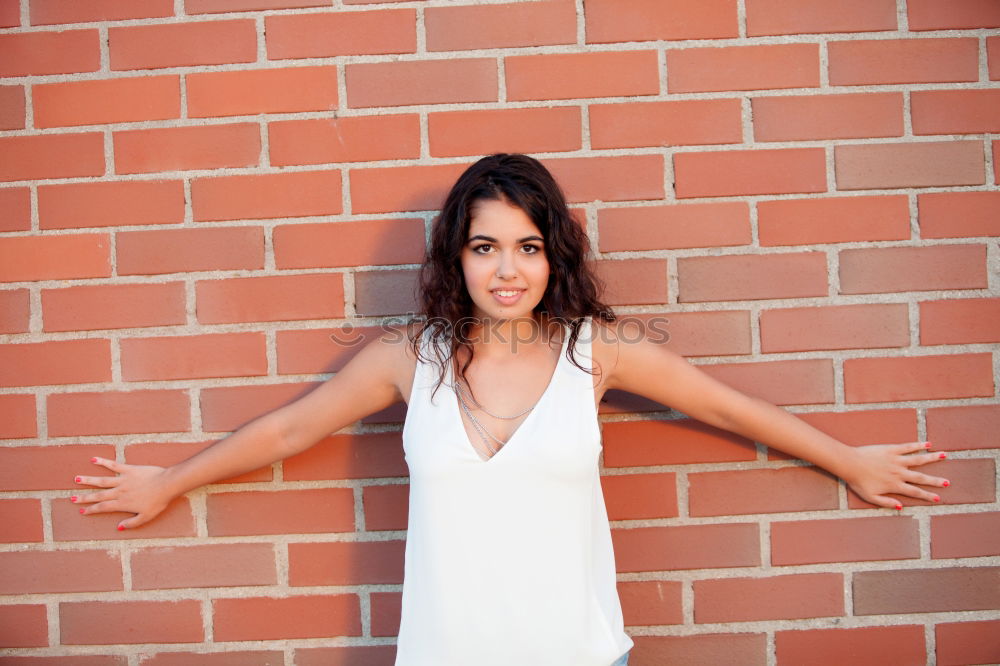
[71,490,114,505]
[894,441,933,455]
[894,483,942,504]
[91,456,123,474]
[118,514,148,531]
[902,451,948,467]
[80,499,125,516]
[902,470,950,488]
[74,474,118,489]
[862,493,905,511]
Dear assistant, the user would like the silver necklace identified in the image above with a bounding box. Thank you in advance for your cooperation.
[453,374,539,455]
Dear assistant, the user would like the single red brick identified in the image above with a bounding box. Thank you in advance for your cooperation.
[854,567,1000,615]
[750,0,897,34]
[354,269,420,317]
[839,244,987,294]
[188,66,338,117]
[768,409,918,460]
[776,625,925,666]
[0,394,36,439]
[207,488,355,536]
[0,658,125,666]
[760,303,909,353]
[598,202,750,252]
[593,259,669,306]
[284,433,407,481]
[0,29,100,76]
[618,580,683,626]
[607,310,751,359]
[921,298,1000,345]
[0,499,43,543]
[117,226,263,275]
[631,634,766,666]
[62,600,202,644]
[275,218,423,270]
[926,404,1000,451]
[758,195,910,246]
[275,325,382,375]
[363,483,409,531]
[42,282,186,332]
[908,0,1000,29]
[269,115,419,166]
[109,19,256,70]
[912,89,1000,135]
[191,170,341,221]
[1,233,111,282]
[0,339,110,388]
[196,274,344,324]
[296,646,396,666]
[669,43,819,93]
[591,99,741,149]
[696,573,843,623]
[602,418,755,467]
[754,92,902,141]
[0,288,28,334]
[351,162,468,214]
[114,123,259,174]
[428,107,581,158]
[0,85,25,130]
[427,0,574,50]
[34,75,179,128]
[30,0,174,24]
[995,140,1000,184]
[265,9,415,59]
[602,471,678,520]
[918,191,1000,238]
[0,187,29,231]
[213,595,361,640]
[49,389,190,436]
[126,440,271,484]
[121,332,267,381]
[845,353,994,403]
[708,359,836,406]
[370,591,401,636]
[347,59,496,108]
[188,0,328,12]
[0,550,122,594]
[677,251,828,302]
[547,155,664,203]
[0,604,47,647]
[0,1,19,26]
[675,148,826,198]
[612,524,760,572]
[507,51,659,101]
[289,540,405,586]
[0,132,105,182]
[38,179,184,230]
[829,38,978,85]
[932,512,1000,559]
[690,467,839,516]
[132,543,276,589]
[586,0,737,42]
[990,36,1000,80]
[199,382,318,432]
[772,516,919,565]
[936,619,1000,666]
[0,444,115,491]
[138,652,284,666]
[52,495,195,540]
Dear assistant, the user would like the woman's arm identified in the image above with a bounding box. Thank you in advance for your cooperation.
[74,331,412,529]
[598,321,948,509]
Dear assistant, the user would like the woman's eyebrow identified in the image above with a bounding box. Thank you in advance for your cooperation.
[467,234,544,243]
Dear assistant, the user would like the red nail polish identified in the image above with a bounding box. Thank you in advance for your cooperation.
[70,496,77,503]
[79,508,85,515]
[933,496,940,502]
[90,457,98,463]
[924,442,932,449]
[939,452,946,459]
[894,504,903,510]
[74,476,81,483]
[942,480,950,487]
[117,525,125,531]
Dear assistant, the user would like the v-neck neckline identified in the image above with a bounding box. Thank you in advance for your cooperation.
[450,328,569,463]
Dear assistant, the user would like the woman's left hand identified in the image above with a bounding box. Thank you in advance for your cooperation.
[842,441,950,509]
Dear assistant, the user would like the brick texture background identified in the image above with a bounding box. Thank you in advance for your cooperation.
[1,0,998,664]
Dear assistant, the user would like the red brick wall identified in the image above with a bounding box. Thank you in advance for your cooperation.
[1,0,998,663]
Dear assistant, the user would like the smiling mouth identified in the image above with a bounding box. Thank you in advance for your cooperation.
[492,289,524,297]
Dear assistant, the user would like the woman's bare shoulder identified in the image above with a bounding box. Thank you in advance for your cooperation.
[589,316,671,391]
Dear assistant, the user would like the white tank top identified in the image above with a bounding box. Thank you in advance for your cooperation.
[397,317,633,665]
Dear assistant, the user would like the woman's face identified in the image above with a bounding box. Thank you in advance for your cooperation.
[460,197,550,323]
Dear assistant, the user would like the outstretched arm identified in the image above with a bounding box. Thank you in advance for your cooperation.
[600,322,948,509]
[74,332,411,529]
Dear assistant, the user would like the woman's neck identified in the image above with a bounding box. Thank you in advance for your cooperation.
[465,315,558,358]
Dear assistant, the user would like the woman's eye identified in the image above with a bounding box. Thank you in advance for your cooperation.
[472,244,493,254]
[521,245,542,254]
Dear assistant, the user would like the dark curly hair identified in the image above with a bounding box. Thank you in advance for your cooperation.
[411,153,615,396]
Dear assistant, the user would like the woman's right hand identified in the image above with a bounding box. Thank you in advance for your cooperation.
[73,457,173,531]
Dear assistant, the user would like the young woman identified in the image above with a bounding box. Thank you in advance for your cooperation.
[74,154,948,666]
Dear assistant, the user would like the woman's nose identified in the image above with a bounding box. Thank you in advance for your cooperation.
[495,251,517,278]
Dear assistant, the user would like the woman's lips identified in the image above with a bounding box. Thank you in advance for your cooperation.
[491,288,525,305]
